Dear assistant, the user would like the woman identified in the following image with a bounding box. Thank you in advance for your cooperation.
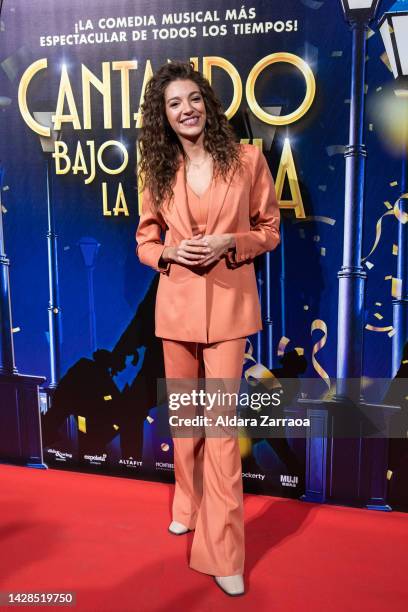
[136,61,280,596]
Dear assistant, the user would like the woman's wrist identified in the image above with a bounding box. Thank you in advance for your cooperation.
[224,234,236,250]
[161,246,175,262]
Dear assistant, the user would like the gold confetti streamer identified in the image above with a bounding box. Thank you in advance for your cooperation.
[384,201,392,209]
[78,416,86,433]
[365,324,393,332]
[277,336,290,356]
[311,320,330,387]
[380,51,392,72]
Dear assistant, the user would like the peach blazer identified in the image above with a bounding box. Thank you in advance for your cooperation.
[135,143,281,343]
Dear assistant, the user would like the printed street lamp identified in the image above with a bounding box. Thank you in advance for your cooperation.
[33,111,62,389]
[378,0,408,375]
[335,0,381,400]
[341,0,382,22]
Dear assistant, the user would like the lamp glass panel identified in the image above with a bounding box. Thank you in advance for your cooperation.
[392,15,408,77]
[346,0,375,8]
[380,20,399,79]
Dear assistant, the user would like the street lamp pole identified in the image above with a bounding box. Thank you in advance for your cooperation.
[378,0,408,375]
[336,0,381,400]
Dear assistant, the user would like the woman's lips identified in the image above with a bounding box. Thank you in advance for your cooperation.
[181,116,200,126]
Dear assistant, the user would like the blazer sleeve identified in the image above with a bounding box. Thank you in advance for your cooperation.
[135,186,171,275]
[225,146,281,266]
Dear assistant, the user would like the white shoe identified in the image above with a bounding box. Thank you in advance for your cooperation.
[214,574,245,596]
[168,520,189,535]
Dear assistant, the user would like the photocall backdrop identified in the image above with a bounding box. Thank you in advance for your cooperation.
[0,0,407,508]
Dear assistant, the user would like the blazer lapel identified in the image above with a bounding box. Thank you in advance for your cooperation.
[163,156,193,238]
[205,166,235,235]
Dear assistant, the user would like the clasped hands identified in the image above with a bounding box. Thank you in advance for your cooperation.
[162,232,234,267]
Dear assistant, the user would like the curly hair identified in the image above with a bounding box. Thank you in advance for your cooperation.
[137,60,242,213]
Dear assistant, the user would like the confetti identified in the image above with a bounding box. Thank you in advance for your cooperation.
[390,181,398,187]
[0,97,11,107]
[380,51,392,72]
[300,0,324,8]
[329,164,335,171]
[365,261,374,269]
[375,302,382,307]
[403,360,408,364]
[277,336,290,356]
[364,84,368,94]
[387,469,393,480]
[326,145,346,157]
[12,327,21,333]
[376,86,382,92]
[384,201,392,209]
[392,278,402,298]
[294,215,336,225]
[295,347,304,356]
[318,185,327,192]
[388,328,396,338]
[2,185,9,191]
[311,319,330,387]
[64,246,70,251]
[313,235,320,242]
[104,395,112,401]
[393,244,398,255]
[365,324,393,332]
[369,123,374,131]
[113,424,119,431]
[161,443,170,452]
[331,50,343,57]
[385,275,392,280]
[366,28,375,40]
[1,205,6,213]
[344,99,351,104]
[374,313,383,320]
[320,247,326,256]
[146,415,154,424]
[304,305,309,310]
[78,416,86,433]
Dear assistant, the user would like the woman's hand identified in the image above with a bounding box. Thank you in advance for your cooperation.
[196,234,234,266]
[162,233,211,267]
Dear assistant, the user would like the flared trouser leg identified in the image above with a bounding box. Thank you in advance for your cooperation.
[162,337,247,577]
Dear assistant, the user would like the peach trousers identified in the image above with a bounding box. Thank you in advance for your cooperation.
[162,337,247,576]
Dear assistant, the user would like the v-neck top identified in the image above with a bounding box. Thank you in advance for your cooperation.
[185,178,213,235]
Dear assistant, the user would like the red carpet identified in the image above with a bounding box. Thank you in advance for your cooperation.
[0,464,407,611]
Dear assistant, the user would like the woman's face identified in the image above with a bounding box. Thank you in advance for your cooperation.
[164,78,207,142]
